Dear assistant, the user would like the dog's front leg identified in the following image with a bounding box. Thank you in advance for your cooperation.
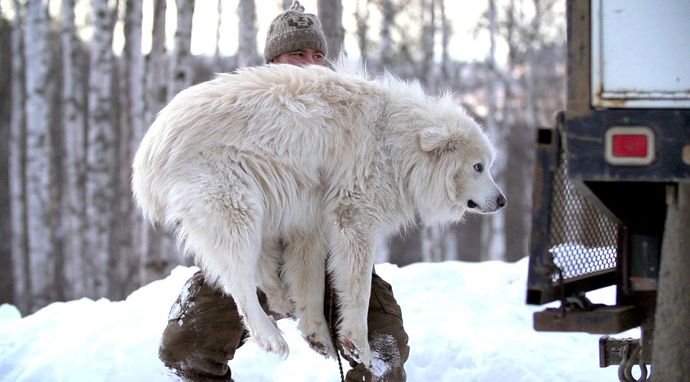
[258,238,295,317]
[327,217,376,368]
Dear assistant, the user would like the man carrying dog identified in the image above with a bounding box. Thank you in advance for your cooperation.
[158,2,410,381]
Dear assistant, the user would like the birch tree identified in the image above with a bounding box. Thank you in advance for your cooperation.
[61,0,88,297]
[214,0,223,68]
[86,0,118,297]
[169,0,195,96]
[117,0,146,294]
[439,0,450,83]
[318,0,343,60]
[24,0,61,309]
[237,0,259,67]
[481,0,506,261]
[140,0,171,285]
[9,0,29,312]
[502,0,531,262]
[354,0,369,62]
[0,3,13,304]
[420,0,435,86]
[146,0,167,126]
[421,226,443,262]
[378,0,394,69]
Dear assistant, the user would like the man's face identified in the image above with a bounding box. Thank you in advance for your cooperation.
[270,48,326,67]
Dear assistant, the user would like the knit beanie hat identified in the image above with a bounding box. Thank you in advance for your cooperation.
[264,1,328,63]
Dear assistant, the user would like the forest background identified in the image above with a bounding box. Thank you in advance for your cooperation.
[0,0,565,313]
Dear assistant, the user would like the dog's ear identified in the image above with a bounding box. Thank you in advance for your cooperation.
[419,126,458,153]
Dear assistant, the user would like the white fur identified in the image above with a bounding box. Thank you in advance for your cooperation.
[131,64,505,367]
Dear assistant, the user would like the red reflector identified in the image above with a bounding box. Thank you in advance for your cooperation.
[612,134,648,157]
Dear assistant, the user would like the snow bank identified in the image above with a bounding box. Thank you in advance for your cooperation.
[0,259,634,381]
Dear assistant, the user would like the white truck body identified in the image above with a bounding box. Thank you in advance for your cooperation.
[591,0,690,108]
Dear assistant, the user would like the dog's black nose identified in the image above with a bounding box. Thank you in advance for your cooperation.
[497,194,507,208]
[467,200,477,209]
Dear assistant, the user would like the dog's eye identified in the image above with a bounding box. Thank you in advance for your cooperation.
[473,163,484,173]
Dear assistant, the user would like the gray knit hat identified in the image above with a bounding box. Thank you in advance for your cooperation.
[264,1,328,63]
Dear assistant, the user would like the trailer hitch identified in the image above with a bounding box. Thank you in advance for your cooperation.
[599,337,650,382]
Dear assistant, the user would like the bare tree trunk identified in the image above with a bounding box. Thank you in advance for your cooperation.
[354,0,369,62]
[443,226,457,260]
[146,0,167,126]
[420,0,435,86]
[61,0,88,298]
[214,0,223,68]
[237,0,259,67]
[318,0,343,60]
[24,0,61,310]
[379,0,394,70]
[118,0,146,295]
[481,0,505,261]
[503,0,532,262]
[9,0,29,313]
[421,226,443,262]
[87,0,118,297]
[439,0,450,83]
[140,0,171,285]
[0,5,14,305]
[169,0,195,96]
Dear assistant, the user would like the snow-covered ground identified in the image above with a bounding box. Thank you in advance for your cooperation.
[0,259,636,381]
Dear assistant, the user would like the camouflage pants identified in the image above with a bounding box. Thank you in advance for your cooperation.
[159,271,409,382]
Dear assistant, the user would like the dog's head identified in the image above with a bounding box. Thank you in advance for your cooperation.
[413,102,506,223]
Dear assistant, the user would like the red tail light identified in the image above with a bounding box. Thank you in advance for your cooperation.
[605,127,655,165]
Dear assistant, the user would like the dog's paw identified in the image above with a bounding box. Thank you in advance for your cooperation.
[341,331,372,367]
[250,316,290,359]
[253,330,290,360]
[298,317,336,359]
[304,332,336,359]
[262,288,295,317]
[267,296,295,317]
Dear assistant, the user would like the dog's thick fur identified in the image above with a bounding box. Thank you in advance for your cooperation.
[132,64,505,367]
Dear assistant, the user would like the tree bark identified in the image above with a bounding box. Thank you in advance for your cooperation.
[140,0,173,285]
[439,0,450,83]
[354,0,369,62]
[114,0,146,297]
[9,0,29,313]
[214,0,222,68]
[481,0,505,261]
[24,0,61,310]
[0,5,14,306]
[87,0,118,297]
[421,226,443,262]
[237,0,259,67]
[146,0,167,126]
[420,0,435,86]
[169,0,195,96]
[379,0,394,71]
[61,0,88,298]
[317,0,344,60]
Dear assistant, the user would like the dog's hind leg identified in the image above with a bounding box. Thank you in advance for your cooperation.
[326,211,376,368]
[282,231,335,359]
[179,174,289,359]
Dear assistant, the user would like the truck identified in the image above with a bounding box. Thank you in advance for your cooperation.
[526,1,689,381]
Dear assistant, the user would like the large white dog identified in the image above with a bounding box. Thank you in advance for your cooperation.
[132,63,506,367]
